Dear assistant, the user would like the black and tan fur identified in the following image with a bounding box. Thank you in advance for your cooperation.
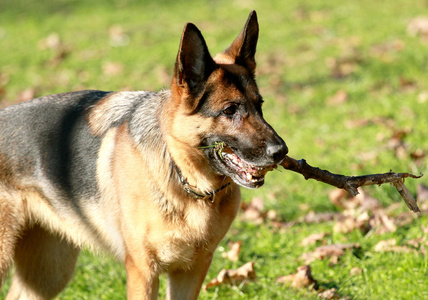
[0,11,287,299]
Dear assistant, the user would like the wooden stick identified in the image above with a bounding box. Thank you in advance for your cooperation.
[280,156,423,212]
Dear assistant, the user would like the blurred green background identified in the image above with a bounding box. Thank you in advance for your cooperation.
[1,0,428,299]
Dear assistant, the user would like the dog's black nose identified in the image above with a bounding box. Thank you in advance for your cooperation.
[266,141,288,164]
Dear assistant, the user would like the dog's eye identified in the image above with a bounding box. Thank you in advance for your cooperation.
[223,104,238,116]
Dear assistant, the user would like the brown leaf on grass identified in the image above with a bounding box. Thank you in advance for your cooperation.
[109,25,130,47]
[410,149,426,166]
[103,61,124,76]
[374,239,415,253]
[38,32,62,50]
[326,90,348,106]
[204,261,256,290]
[374,239,396,251]
[241,197,265,224]
[406,237,428,255]
[370,40,405,58]
[387,129,411,160]
[417,184,428,203]
[17,88,36,102]
[299,203,311,212]
[350,267,362,276]
[345,118,370,129]
[369,211,397,234]
[325,55,361,79]
[266,209,278,221]
[270,220,295,233]
[345,116,396,130]
[329,188,380,211]
[222,241,242,262]
[333,212,370,234]
[155,66,171,87]
[300,244,359,264]
[329,189,348,209]
[301,232,330,246]
[399,77,417,92]
[407,16,428,40]
[276,265,318,290]
[317,288,342,300]
[301,211,339,224]
[0,73,9,102]
[0,87,5,101]
[393,211,417,227]
[406,237,427,248]
[38,33,69,66]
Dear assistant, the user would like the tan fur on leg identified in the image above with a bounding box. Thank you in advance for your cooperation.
[6,225,79,300]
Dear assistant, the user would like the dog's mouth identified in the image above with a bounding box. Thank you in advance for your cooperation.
[212,142,277,189]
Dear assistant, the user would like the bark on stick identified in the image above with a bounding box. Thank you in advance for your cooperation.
[280,156,423,212]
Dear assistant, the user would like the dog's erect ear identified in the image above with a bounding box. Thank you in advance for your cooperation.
[224,10,259,75]
[174,23,216,97]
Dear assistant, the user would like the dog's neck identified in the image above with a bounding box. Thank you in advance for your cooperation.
[171,159,230,202]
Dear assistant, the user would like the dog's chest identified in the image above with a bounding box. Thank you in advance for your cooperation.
[153,205,215,269]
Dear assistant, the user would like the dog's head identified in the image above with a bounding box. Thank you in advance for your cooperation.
[169,11,288,189]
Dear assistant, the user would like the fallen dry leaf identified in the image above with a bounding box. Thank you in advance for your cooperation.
[370,211,397,234]
[317,287,341,300]
[349,267,362,276]
[329,189,348,209]
[370,40,405,59]
[17,88,36,102]
[241,197,266,224]
[387,129,411,160]
[269,220,295,233]
[102,61,124,76]
[298,203,311,212]
[407,16,428,39]
[345,116,396,130]
[393,211,417,227]
[301,211,339,224]
[374,239,396,252]
[300,244,359,264]
[276,265,318,290]
[222,241,242,262]
[333,212,370,234]
[155,66,172,87]
[400,77,417,92]
[205,261,256,290]
[266,209,278,221]
[38,32,69,66]
[406,237,427,249]
[325,55,362,79]
[326,90,348,106]
[417,184,428,202]
[329,188,380,211]
[374,239,415,253]
[109,25,130,47]
[410,149,426,166]
[301,232,330,246]
[38,32,62,50]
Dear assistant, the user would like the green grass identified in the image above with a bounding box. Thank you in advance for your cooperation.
[1,0,428,299]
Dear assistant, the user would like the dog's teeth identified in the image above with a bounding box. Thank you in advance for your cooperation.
[246,173,253,180]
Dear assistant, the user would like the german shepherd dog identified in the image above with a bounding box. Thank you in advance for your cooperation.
[0,11,287,299]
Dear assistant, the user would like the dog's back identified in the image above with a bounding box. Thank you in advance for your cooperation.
[0,91,108,200]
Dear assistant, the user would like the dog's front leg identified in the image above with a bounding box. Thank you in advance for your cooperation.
[125,254,159,300]
[166,250,214,300]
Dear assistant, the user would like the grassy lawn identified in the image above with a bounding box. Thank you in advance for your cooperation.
[1,0,428,299]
